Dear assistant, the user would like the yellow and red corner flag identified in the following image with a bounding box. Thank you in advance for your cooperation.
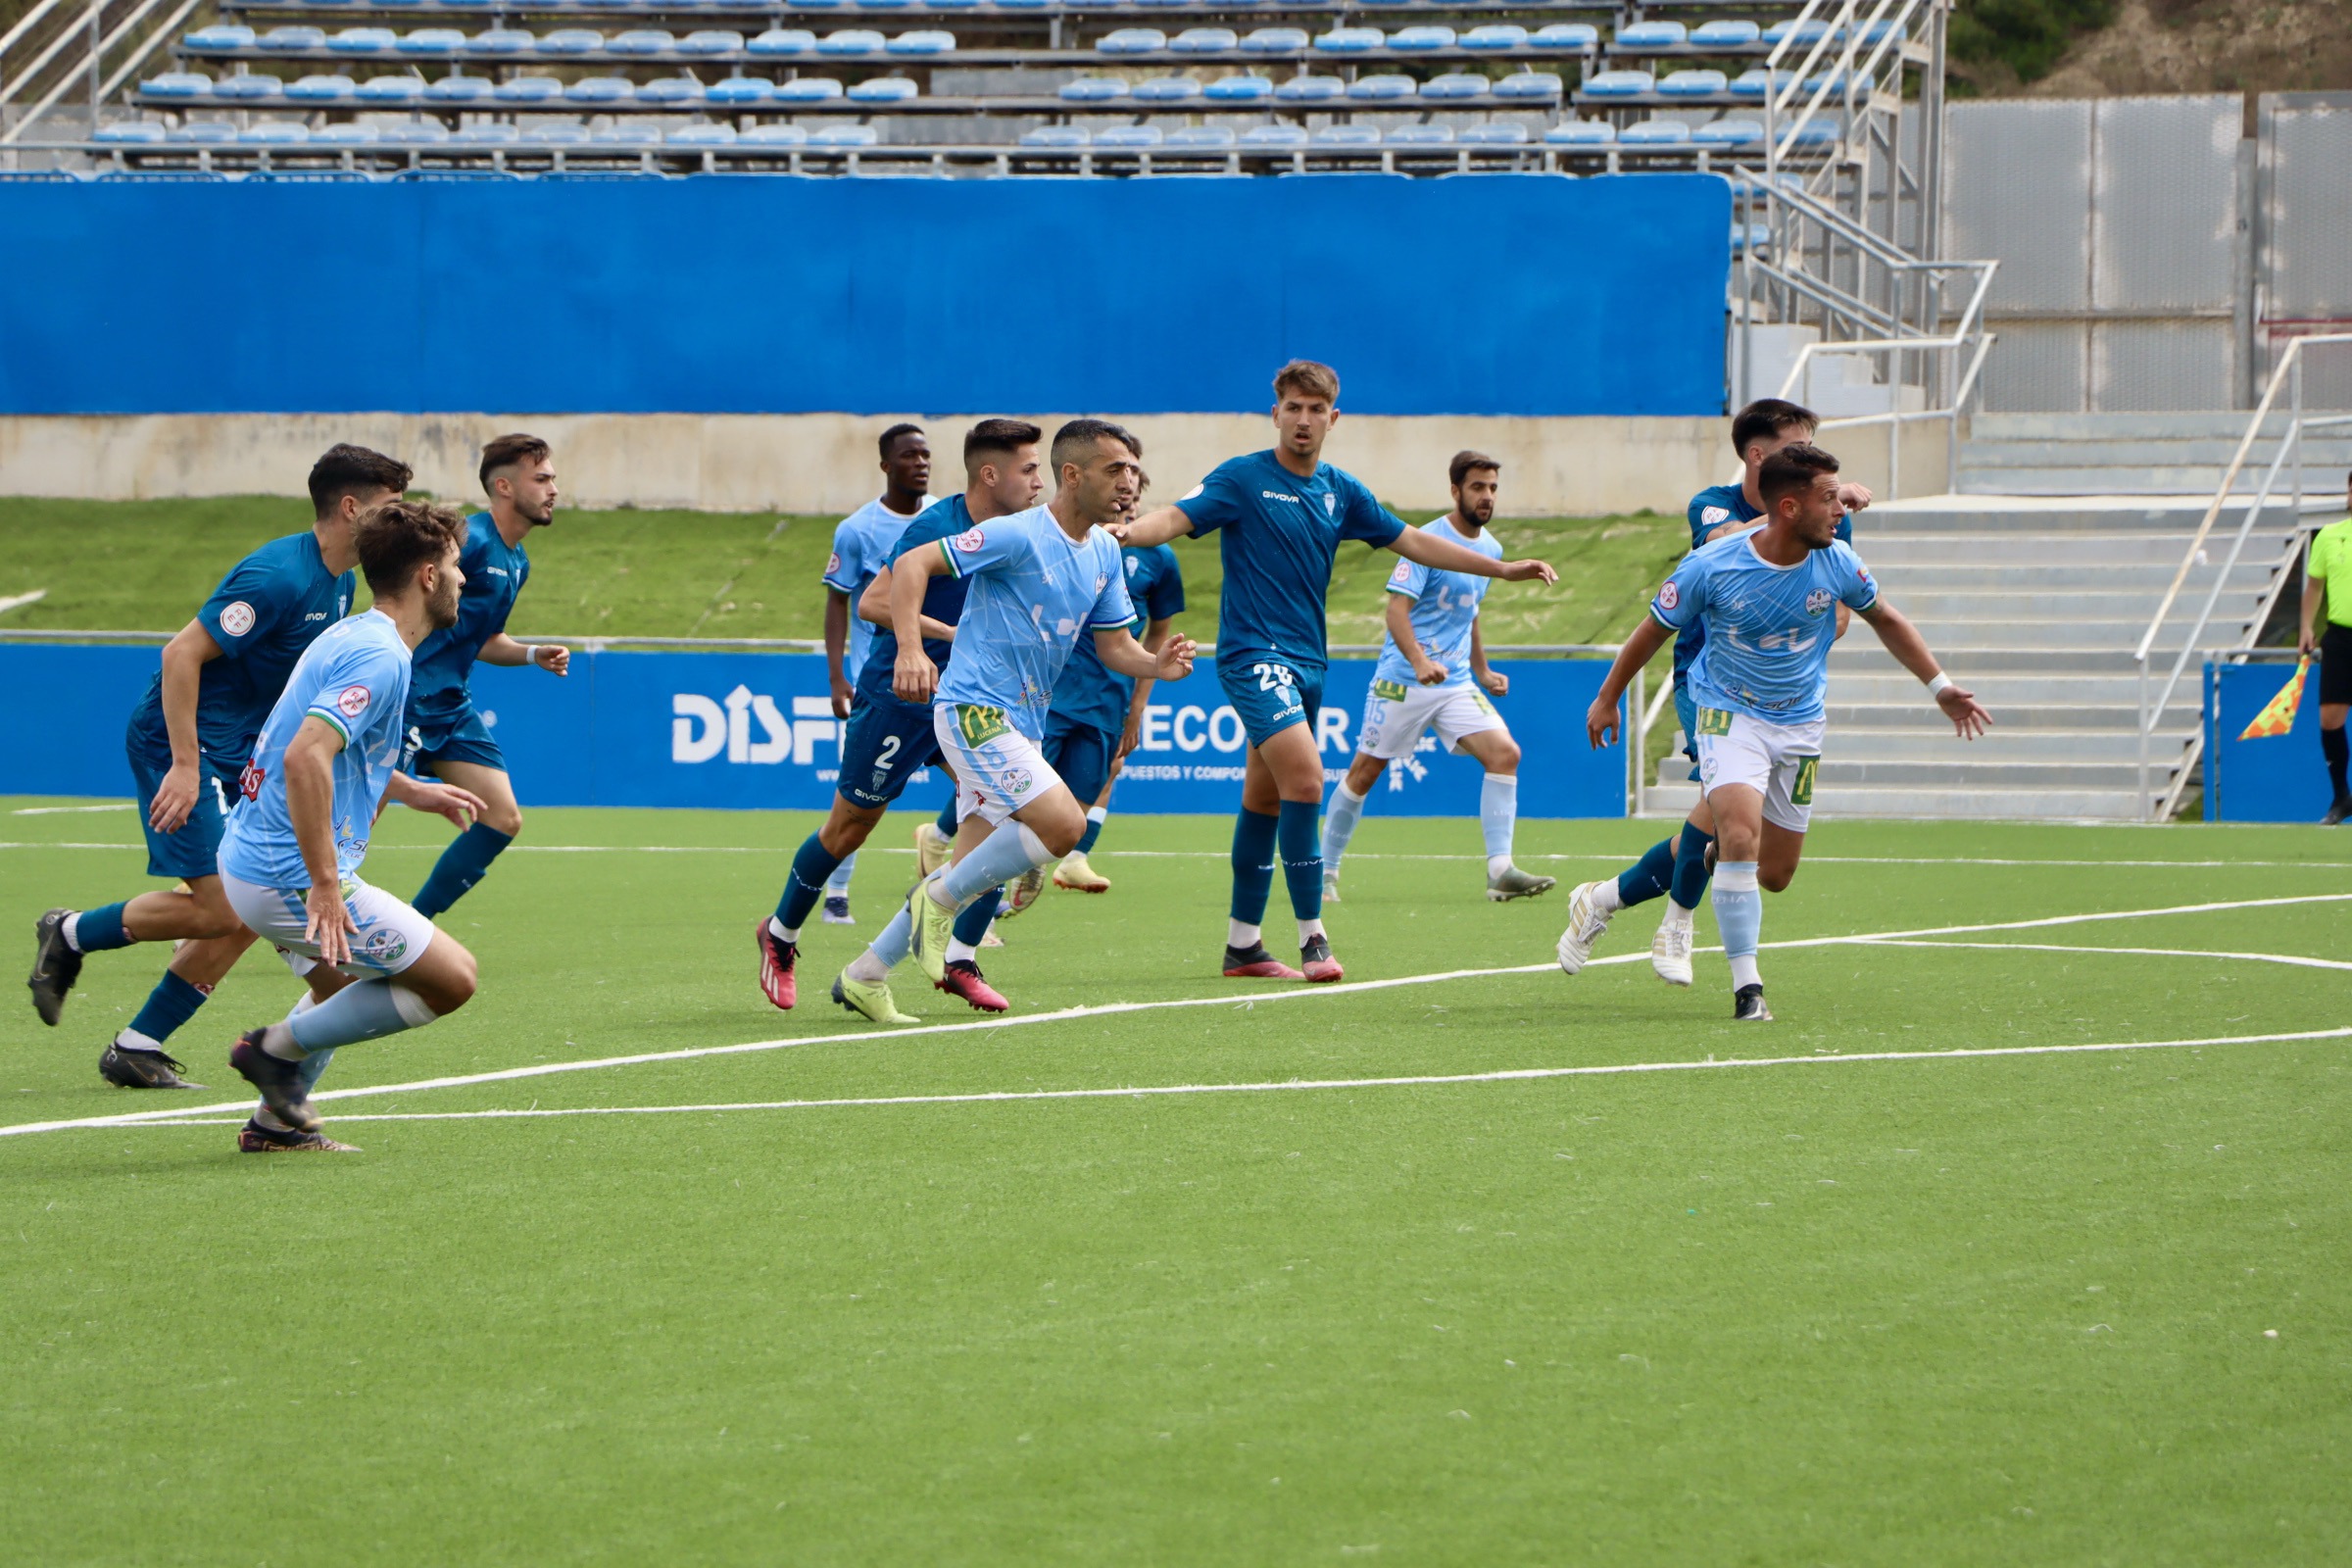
[2238,659,2312,740]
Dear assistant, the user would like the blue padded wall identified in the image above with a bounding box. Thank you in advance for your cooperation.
[0,173,1727,416]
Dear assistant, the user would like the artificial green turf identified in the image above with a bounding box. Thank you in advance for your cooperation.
[2,802,2348,1564]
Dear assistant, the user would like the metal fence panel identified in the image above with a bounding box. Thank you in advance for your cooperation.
[2091,319,2235,410]
[2260,93,2352,409]
[1978,319,2086,414]
[1947,99,2091,313]
[2091,96,2239,312]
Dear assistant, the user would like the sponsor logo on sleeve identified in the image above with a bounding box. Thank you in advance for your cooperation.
[1096,573,1108,593]
[826,551,841,574]
[336,684,371,719]
[1389,560,1413,584]
[1700,506,1732,528]
[1181,483,1204,501]
[953,527,986,554]
[219,601,256,638]
[1658,580,1681,611]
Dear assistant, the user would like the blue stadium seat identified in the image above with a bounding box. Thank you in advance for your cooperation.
[1461,122,1529,145]
[384,122,450,145]
[778,75,845,99]
[1386,123,1452,145]
[1347,73,1414,100]
[741,122,808,144]
[1783,117,1838,144]
[639,76,704,103]
[1059,75,1128,101]
[1840,20,1906,45]
[749,29,816,54]
[809,122,880,145]
[671,121,740,145]
[1314,27,1382,53]
[327,27,396,52]
[1311,122,1379,146]
[1242,27,1308,52]
[313,122,380,144]
[1420,73,1487,100]
[142,72,214,98]
[1693,118,1761,145]
[1690,20,1761,47]
[1133,75,1201,101]
[787,0,845,8]
[1204,74,1272,100]
[611,29,674,54]
[352,74,419,102]
[1762,20,1829,44]
[593,123,662,146]
[286,73,356,100]
[1582,70,1653,96]
[398,28,466,54]
[1021,125,1089,147]
[991,0,1048,8]
[528,122,592,145]
[1659,69,1727,96]
[1614,21,1686,48]
[1619,119,1690,143]
[1493,72,1562,100]
[452,122,520,144]
[1544,119,1614,144]
[1730,68,1775,98]
[856,0,911,9]
[1241,122,1307,148]
[707,75,774,102]
[425,74,494,102]
[168,120,238,142]
[259,26,326,51]
[1165,124,1235,147]
[1389,25,1455,51]
[1275,74,1343,101]
[1096,124,1163,148]
[1461,24,1527,50]
[681,30,746,54]
[565,75,635,102]
[538,29,604,54]
[1172,27,1237,53]
[847,75,918,100]
[817,29,884,54]
[470,29,534,54]
[887,29,955,54]
[94,120,168,143]
[1531,23,1599,50]
[1097,28,1166,53]
[215,74,282,99]
[185,24,256,49]
[1802,72,1857,96]
[494,74,564,102]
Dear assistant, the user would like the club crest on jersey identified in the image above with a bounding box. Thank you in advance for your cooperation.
[361,927,408,964]
[1095,573,1108,593]
[336,685,371,718]
[1390,561,1413,584]
[1325,494,1337,514]
[219,601,256,638]
[1701,506,1732,528]
[1658,580,1681,611]
[826,551,841,574]
[1804,588,1833,616]
[1124,556,1140,577]
[1003,766,1034,798]
[953,527,986,553]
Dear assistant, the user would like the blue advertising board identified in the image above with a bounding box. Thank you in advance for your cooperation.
[2203,660,2329,822]
[0,644,1626,819]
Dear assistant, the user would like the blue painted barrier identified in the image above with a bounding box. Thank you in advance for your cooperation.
[2203,660,2329,822]
[0,644,1626,818]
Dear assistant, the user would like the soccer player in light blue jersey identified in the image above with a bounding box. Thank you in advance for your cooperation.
[829,419,1198,1025]
[1572,445,1987,1020]
[1114,361,1556,984]
[1319,451,1556,906]
[217,502,490,1151]
[25,444,406,1093]
[816,423,935,922]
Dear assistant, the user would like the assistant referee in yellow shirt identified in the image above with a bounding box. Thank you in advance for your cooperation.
[2298,470,2352,823]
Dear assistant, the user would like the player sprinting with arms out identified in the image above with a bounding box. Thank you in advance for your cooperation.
[817,423,936,920]
[219,503,488,1151]
[757,420,1045,1014]
[25,444,406,1091]
[830,419,1197,1025]
[401,434,569,920]
[1115,361,1555,983]
[1575,444,1986,1020]
[1321,451,1555,905]
[2297,471,2352,823]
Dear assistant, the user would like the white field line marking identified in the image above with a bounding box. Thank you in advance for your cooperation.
[9,803,134,815]
[6,891,2347,1142]
[116,1026,2352,1130]
[1858,939,2352,973]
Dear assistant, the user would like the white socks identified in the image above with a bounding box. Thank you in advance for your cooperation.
[769,915,800,944]
[1479,772,1516,861]
[1298,917,1326,945]
[62,912,83,953]
[1591,878,1625,915]
[1228,919,1261,950]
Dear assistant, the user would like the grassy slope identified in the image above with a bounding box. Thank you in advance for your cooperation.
[1,808,2346,1564]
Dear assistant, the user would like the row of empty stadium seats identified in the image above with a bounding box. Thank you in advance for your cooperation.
[210,0,1643,11]
[1058,69,1562,99]
[177,21,1606,54]
[1581,66,1856,95]
[95,116,885,144]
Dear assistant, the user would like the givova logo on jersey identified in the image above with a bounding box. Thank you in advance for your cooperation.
[672,686,843,765]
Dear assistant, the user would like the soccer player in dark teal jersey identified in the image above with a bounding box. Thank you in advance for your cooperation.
[24,444,406,1094]
[1114,360,1556,983]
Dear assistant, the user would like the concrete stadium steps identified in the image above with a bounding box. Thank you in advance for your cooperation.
[1958,412,2352,498]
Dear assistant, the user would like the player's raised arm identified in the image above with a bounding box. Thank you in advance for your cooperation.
[1388,525,1557,585]
[1107,503,1197,550]
[886,541,956,704]
[1094,625,1197,683]
[1855,601,1989,740]
[475,632,567,676]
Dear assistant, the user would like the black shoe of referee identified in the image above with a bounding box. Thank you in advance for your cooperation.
[2324,795,2352,826]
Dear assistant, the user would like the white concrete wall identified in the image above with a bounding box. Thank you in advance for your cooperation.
[0,413,1752,517]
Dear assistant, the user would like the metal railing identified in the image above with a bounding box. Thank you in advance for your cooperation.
[2131,331,2352,819]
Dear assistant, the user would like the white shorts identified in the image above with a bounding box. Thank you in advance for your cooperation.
[932,703,1066,827]
[220,870,435,980]
[1693,707,1826,833]
[1356,678,1508,761]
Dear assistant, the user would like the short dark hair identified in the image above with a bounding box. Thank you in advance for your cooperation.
[1757,442,1840,508]
[963,418,1043,468]
[307,444,411,520]
[478,432,550,495]
[1050,417,1139,477]
[1274,360,1340,403]
[1731,398,1819,459]
[1449,450,1500,489]
[878,422,925,461]
[357,500,466,599]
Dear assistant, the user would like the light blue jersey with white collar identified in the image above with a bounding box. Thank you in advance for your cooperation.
[1648,533,1877,724]
[1373,515,1502,690]
[932,505,1135,741]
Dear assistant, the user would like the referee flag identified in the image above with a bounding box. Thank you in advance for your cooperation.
[2237,658,2311,740]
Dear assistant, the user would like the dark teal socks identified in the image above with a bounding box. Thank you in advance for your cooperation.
[1230,808,1278,925]
[1670,821,1717,909]
[1615,839,1676,906]
[413,823,514,919]
[775,833,845,932]
[125,970,208,1045]
[1276,799,1322,920]
[71,903,131,953]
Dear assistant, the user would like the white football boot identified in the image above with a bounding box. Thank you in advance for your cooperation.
[1649,916,1694,987]
[1554,880,1617,976]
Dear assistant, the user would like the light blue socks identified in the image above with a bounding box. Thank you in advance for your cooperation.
[825,850,857,896]
[1479,772,1517,864]
[1711,859,1763,992]
[937,823,1051,908]
[1320,782,1365,870]
[287,978,436,1053]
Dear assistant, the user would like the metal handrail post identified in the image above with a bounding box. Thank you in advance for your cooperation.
[2291,352,2304,518]
[2136,658,2148,819]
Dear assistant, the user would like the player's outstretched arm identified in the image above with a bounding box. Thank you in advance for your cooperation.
[282,716,360,966]
[387,769,488,831]
[479,633,568,676]
[1585,617,1673,750]
[1388,527,1558,586]
[1096,626,1196,683]
[1856,602,1990,740]
[152,618,224,835]
[1106,505,1196,550]
[857,568,955,644]
[888,545,955,704]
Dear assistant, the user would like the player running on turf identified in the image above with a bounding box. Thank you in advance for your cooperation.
[218,501,488,1152]
[757,419,1044,1014]
[1561,398,1873,987]
[25,444,406,1091]
[1319,451,1555,906]
[829,418,1197,1025]
[1572,444,1986,1020]
[1113,361,1556,983]
[818,423,935,921]
[400,434,570,921]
